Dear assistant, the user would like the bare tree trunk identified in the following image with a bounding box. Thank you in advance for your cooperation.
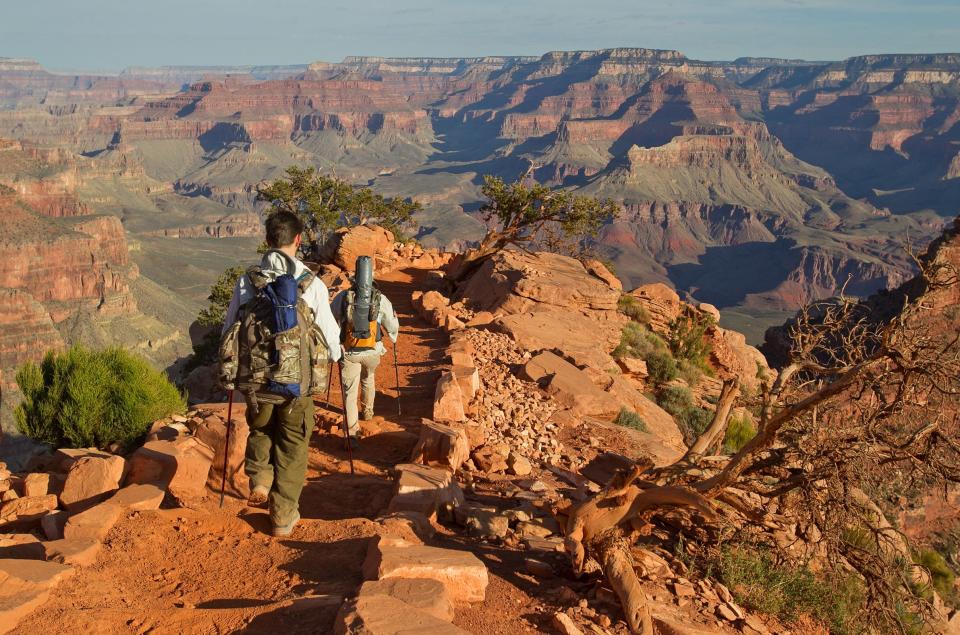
[448,235,504,281]
[695,359,874,496]
[684,380,739,460]
[591,530,653,635]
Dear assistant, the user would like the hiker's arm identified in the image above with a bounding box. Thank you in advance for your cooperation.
[380,295,399,343]
[307,280,342,361]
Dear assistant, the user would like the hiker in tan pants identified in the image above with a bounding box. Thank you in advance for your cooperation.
[331,256,399,447]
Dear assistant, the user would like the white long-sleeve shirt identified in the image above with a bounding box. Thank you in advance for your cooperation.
[222,251,342,362]
[331,288,399,355]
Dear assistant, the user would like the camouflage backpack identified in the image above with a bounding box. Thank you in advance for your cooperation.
[218,250,331,407]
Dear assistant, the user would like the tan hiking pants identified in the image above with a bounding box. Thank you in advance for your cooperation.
[340,349,382,435]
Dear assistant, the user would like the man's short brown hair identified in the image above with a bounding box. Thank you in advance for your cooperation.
[265,211,304,248]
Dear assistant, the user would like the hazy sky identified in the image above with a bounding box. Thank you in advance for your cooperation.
[2,0,957,71]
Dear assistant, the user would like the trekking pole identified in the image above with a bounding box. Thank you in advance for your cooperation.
[336,361,355,475]
[324,360,333,408]
[219,389,234,509]
[392,338,402,418]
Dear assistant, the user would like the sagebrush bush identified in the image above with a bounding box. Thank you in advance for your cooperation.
[617,295,651,324]
[16,346,184,450]
[723,413,757,453]
[645,352,678,385]
[657,385,712,445]
[657,385,694,418]
[714,546,864,633]
[613,322,681,386]
[915,549,956,604]
[614,407,648,432]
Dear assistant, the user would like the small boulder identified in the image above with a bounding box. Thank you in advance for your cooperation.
[0,495,58,529]
[433,371,466,423]
[616,356,648,378]
[376,511,435,544]
[0,559,75,631]
[62,501,123,541]
[450,365,479,403]
[466,311,495,327]
[582,258,622,291]
[448,350,474,368]
[40,511,69,541]
[362,536,489,603]
[522,351,618,416]
[125,437,214,504]
[22,473,51,498]
[420,290,449,314]
[507,452,532,476]
[551,611,584,635]
[322,224,395,272]
[192,411,250,499]
[334,593,467,635]
[42,538,101,567]
[51,448,112,473]
[461,507,509,540]
[410,420,469,472]
[108,483,165,511]
[60,454,127,512]
[359,577,454,621]
[387,464,465,520]
[470,446,507,474]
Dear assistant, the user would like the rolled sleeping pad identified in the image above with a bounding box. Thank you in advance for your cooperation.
[352,255,374,338]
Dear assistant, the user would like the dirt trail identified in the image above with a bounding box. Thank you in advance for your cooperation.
[11,267,546,635]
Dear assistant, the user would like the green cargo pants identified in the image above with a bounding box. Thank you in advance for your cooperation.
[244,395,314,527]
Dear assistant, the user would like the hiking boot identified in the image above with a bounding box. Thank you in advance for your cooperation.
[248,485,269,507]
[345,435,360,451]
[272,511,300,538]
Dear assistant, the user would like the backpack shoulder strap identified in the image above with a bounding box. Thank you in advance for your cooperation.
[245,265,270,291]
[296,270,315,294]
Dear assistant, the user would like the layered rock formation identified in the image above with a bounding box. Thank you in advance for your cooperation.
[0,48,955,350]
[0,144,189,434]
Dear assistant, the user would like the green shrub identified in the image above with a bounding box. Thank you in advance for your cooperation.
[715,546,863,633]
[657,385,712,445]
[16,346,184,450]
[668,311,714,371]
[617,295,651,324]
[613,322,667,359]
[657,385,694,418]
[723,414,757,453]
[613,322,680,386]
[677,359,704,386]
[684,407,713,440]
[645,352,678,385]
[915,549,956,602]
[614,407,648,432]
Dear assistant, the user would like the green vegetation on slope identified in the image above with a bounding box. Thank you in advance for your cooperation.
[16,346,184,450]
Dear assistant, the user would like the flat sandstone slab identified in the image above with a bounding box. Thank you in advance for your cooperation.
[362,537,488,603]
[359,577,454,621]
[334,593,468,635]
[0,558,75,635]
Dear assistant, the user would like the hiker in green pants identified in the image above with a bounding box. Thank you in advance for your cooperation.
[219,211,341,537]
